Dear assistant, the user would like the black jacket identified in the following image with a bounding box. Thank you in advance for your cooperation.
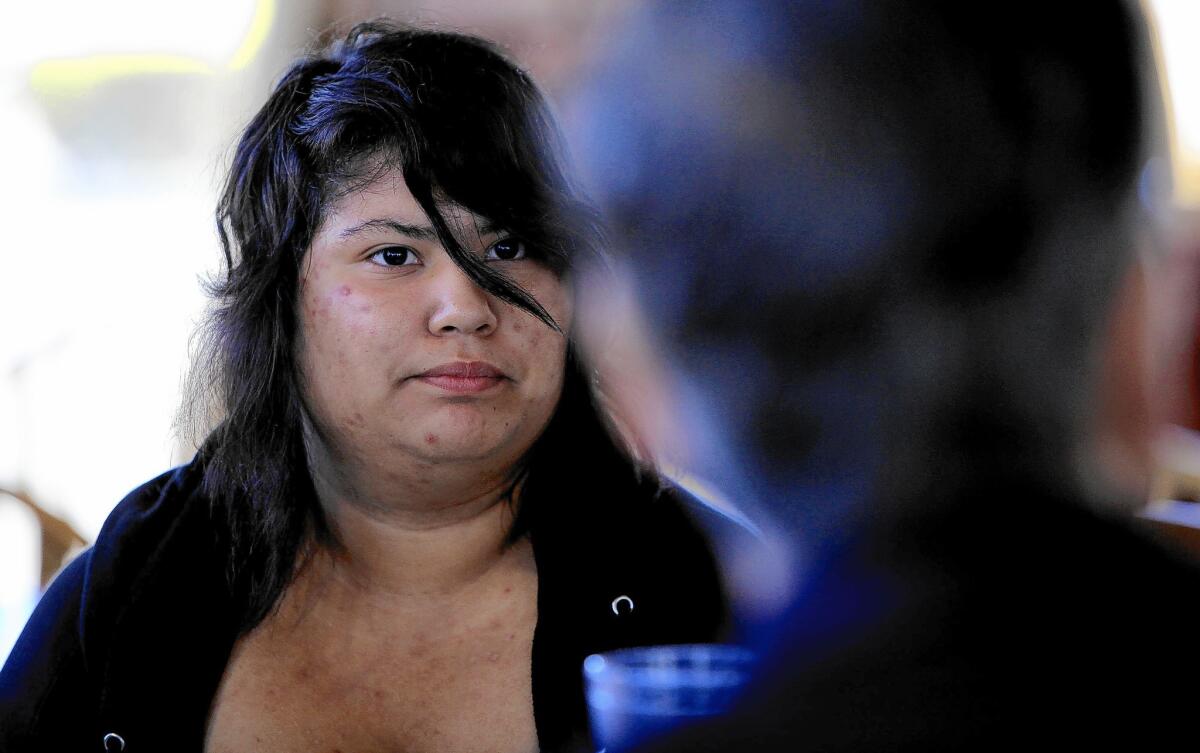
[0,457,749,753]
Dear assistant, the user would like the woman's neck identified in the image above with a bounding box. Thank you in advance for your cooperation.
[324,486,525,600]
[305,440,529,601]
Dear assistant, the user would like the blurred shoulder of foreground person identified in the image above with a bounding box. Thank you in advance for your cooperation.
[574,0,1200,747]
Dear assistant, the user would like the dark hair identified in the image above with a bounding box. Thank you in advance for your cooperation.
[579,0,1164,544]
[185,21,616,630]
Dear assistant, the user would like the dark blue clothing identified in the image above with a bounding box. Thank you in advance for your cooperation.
[0,457,747,753]
[640,483,1200,751]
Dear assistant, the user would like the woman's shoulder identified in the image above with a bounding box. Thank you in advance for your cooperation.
[653,474,787,633]
[573,466,767,570]
[90,458,213,579]
[0,457,221,745]
[68,457,221,643]
[635,471,766,566]
[656,473,764,540]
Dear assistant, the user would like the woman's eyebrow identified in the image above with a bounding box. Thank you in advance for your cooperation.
[338,217,504,241]
[339,218,439,241]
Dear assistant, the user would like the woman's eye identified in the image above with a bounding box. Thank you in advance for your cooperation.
[368,246,419,267]
[485,238,526,261]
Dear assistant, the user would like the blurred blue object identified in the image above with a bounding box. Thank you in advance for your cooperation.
[583,644,755,752]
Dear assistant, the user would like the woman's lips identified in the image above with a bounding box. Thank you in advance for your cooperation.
[416,361,508,393]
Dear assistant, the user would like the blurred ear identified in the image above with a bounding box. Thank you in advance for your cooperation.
[575,261,689,468]
[1093,257,1155,501]
[1094,219,1200,504]
[1145,212,1200,501]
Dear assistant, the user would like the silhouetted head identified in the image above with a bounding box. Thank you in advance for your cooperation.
[576,0,1168,544]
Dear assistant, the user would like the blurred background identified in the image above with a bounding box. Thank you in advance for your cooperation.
[1,0,1197,663]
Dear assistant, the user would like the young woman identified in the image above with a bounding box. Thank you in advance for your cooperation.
[0,23,750,753]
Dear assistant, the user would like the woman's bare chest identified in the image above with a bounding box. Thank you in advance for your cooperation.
[204,579,540,753]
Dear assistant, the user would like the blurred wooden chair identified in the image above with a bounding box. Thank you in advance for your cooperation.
[0,487,88,589]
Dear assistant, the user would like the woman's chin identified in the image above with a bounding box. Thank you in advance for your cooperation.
[394,428,519,466]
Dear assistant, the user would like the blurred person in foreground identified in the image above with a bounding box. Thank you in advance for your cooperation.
[0,22,752,753]
[574,0,1200,747]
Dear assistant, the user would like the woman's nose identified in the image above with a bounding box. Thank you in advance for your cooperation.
[427,263,498,336]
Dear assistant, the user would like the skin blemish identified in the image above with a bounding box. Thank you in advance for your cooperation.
[337,284,353,297]
[425,433,438,445]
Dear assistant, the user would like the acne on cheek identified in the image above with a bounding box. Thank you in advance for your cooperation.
[330,284,373,315]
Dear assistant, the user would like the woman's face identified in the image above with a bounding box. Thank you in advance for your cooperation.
[296,169,572,472]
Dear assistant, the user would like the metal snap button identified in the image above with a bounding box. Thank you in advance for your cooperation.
[611,595,634,615]
[103,732,126,752]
